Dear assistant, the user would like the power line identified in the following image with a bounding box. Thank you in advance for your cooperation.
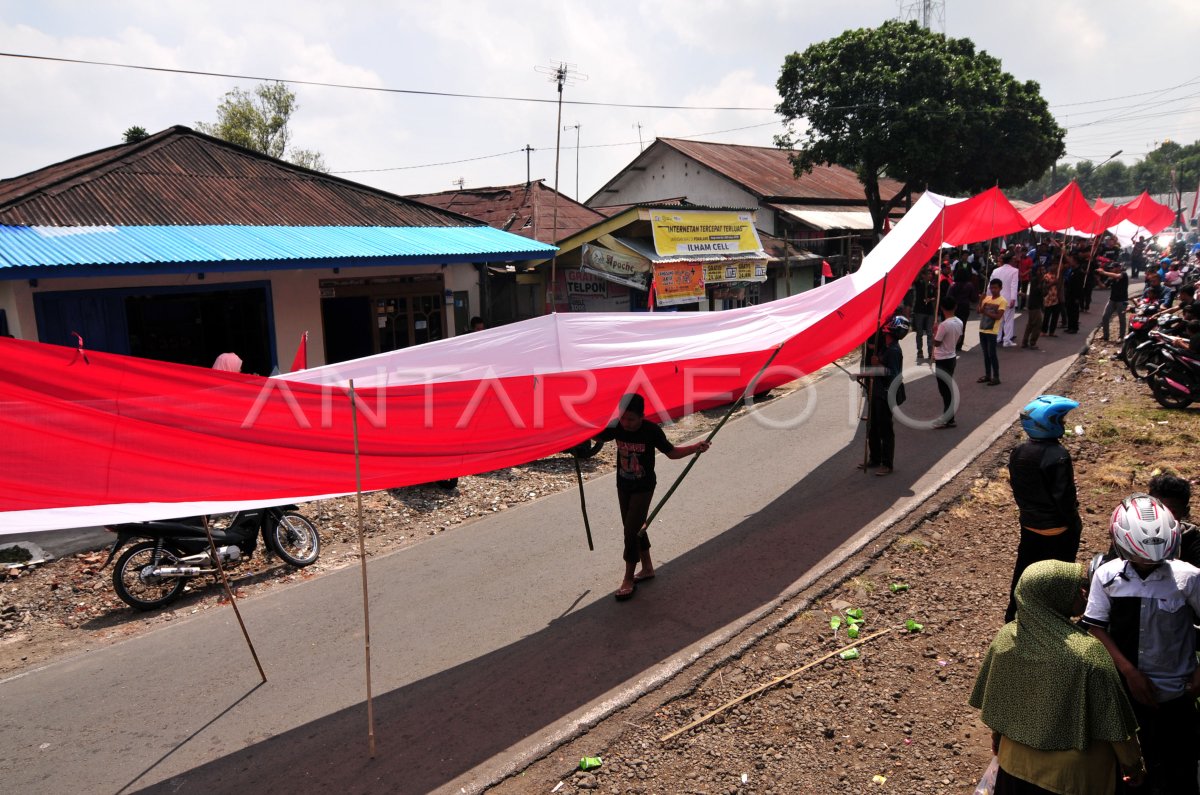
[0,51,776,112]
[331,121,782,175]
[7,49,1200,120]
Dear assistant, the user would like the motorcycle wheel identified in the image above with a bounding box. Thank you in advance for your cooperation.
[1129,346,1164,380]
[1118,336,1138,365]
[267,512,320,567]
[113,541,188,610]
[1147,365,1195,409]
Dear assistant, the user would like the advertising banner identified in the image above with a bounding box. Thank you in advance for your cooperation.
[650,209,763,257]
[702,260,768,283]
[652,262,705,306]
[580,244,651,290]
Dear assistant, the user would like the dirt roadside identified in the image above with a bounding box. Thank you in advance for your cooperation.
[488,337,1199,795]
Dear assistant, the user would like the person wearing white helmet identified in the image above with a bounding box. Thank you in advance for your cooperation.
[1004,395,1084,623]
[1083,494,1200,795]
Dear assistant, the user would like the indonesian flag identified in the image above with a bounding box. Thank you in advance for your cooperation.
[2,192,988,533]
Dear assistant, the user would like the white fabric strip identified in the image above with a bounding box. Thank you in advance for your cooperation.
[284,193,947,389]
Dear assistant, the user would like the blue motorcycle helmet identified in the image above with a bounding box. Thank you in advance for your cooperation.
[1020,394,1079,440]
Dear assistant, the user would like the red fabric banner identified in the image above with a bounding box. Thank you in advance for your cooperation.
[1115,191,1176,235]
[1019,181,1100,232]
[939,186,1030,246]
[1,194,950,531]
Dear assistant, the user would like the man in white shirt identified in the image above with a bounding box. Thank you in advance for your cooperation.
[932,297,963,428]
[992,253,1021,346]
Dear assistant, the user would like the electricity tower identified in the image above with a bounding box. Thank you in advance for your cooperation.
[897,0,945,32]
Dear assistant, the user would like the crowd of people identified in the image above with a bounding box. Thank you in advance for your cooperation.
[971,395,1199,794]
[871,230,1200,793]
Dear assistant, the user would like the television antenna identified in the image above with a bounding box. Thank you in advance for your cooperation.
[534,60,588,308]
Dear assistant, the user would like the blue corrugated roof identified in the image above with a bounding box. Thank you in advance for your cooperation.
[0,225,557,273]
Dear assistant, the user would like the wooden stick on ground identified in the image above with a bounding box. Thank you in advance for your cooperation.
[660,627,893,743]
[203,516,267,683]
[348,379,377,758]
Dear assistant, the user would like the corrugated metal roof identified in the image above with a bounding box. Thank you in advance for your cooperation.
[659,139,909,201]
[407,180,607,244]
[0,126,481,228]
[0,224,557,272]
[588,138,909,204]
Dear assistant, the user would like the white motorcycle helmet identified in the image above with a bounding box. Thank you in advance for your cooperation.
[1109,494,1180,565]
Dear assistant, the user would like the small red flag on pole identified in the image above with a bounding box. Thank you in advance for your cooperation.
[290,331,308,372]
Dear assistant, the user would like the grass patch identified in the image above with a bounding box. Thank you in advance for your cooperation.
[849,576,876,594]
[898,536,929,553]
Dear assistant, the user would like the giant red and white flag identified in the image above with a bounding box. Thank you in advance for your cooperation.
[1,192,996,533]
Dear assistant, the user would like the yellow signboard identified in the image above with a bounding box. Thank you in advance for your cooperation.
[649,210,762,257]
[703,260,768,284]
[652,262,705,307]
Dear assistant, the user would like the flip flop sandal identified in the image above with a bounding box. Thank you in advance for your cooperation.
[634,572,656,583]
[614,583,637,601]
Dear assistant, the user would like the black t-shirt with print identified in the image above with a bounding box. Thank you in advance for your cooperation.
[598,421,675,493]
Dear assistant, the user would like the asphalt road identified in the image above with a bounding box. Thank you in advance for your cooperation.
[0,311,1092,795]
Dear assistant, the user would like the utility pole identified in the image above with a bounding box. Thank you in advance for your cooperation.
[523,144,535,188]
[564,123,581,200]
[535,60,587,311]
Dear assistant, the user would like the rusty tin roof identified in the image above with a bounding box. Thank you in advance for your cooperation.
[406,180,607,244]
[0,126,480,228]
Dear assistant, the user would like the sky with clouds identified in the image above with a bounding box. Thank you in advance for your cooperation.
[1,0,1197,204]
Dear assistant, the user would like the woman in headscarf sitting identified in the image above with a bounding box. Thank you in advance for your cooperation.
[969,560,1144,794]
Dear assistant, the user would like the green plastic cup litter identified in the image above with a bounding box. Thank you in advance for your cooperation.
[839,648,860,660]
[579,757,603,771]
[889,583,910,592]
[830,616,843,631]
[905,619,924,633]
[846,608,864,621]
[847,625,860,639]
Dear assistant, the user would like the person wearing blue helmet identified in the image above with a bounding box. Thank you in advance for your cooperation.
[1004,395,1083,623]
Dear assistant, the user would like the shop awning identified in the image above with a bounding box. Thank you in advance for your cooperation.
[771,205,876,231]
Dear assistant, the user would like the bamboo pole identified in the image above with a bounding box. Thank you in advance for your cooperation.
[572,456,594,551]
[639,344,784,537]
[661,627,893,742]
[203,516,267,683]
[929,208,947,369]
[348,379,377,758]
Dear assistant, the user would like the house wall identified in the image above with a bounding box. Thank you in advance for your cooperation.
[591,149,774,234]
[3,262,481,368]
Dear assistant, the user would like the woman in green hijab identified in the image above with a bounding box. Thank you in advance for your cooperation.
[969,560,1144,794]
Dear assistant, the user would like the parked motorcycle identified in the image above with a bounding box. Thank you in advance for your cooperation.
[101,506,320,610]
[1146,344,1200,409]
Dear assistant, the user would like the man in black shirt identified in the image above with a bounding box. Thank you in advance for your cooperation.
[595,393,711,600]
[1095,260,1130,342]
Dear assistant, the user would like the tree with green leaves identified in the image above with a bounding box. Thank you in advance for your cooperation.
[776,20,1064,239]
[196,82,329,172]
[122,126,149,144]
